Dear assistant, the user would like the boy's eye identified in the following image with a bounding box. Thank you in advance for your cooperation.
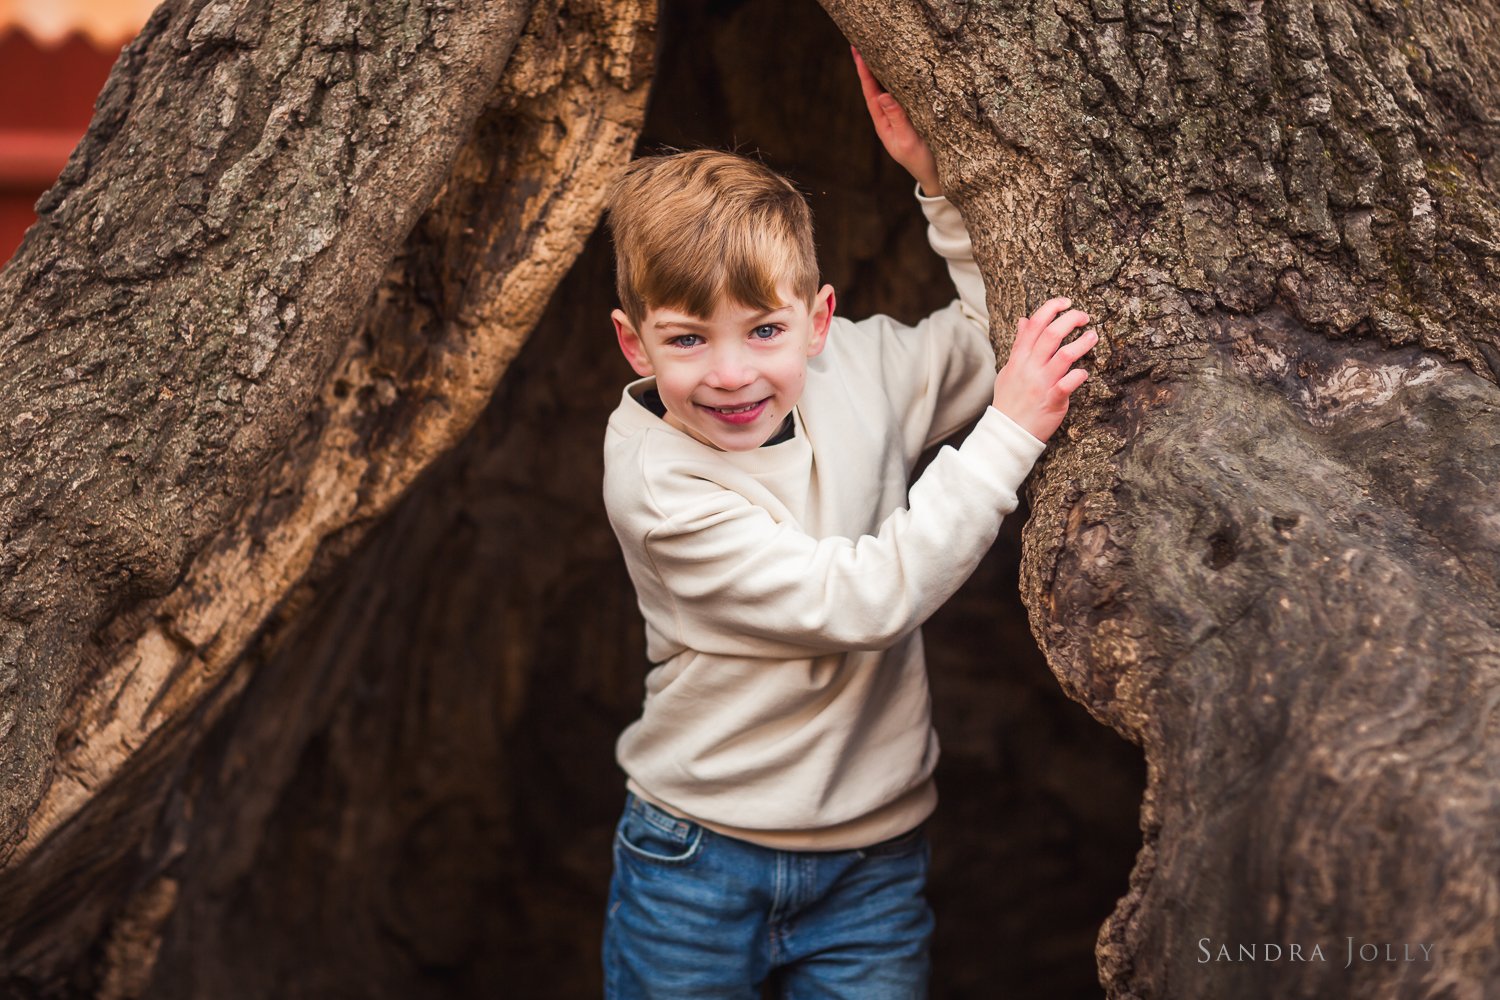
[751,324,782,340]
[668,334,703,348]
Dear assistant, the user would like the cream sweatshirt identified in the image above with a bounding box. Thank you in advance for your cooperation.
[602,186,1048,851]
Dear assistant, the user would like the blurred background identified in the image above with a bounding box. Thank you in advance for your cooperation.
[1,1,1147,996]
[0,0,157,260]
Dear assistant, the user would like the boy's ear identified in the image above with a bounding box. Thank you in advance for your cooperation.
[806,284,836,358]
[613,308,655,377]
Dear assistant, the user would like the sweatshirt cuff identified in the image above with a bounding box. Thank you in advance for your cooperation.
[914,181,971,259]
[956,406,1047,501]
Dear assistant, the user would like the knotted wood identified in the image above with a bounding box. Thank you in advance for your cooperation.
[0,0,651,990]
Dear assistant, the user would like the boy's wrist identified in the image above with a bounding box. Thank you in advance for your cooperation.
[915,176,944,199]
[984,404,1048,452]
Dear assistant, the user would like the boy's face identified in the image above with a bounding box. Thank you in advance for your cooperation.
[613,282,836,452]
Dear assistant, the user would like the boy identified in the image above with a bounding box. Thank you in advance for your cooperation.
[599,49,1096,999]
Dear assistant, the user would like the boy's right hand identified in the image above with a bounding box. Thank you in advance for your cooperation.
[992,297,1097,443]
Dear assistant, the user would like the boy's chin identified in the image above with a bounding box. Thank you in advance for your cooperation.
[713,435,768,453]
[666,405,782,452]
[686,422,765,452]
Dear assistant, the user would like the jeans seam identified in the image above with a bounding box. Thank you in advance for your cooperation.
[769,851,789,966]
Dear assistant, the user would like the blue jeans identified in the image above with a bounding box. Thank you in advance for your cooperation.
[602,791,934,999]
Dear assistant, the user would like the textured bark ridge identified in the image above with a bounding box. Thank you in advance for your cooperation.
[820,1,1500,997]
[0,0,651,989]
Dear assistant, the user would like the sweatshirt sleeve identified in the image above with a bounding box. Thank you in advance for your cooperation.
[845,184,1001,457]
[640,406,1046,659]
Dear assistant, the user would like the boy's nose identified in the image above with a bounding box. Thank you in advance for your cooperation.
[705,351,755,389]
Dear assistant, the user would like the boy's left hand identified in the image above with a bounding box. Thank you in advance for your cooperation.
[852,46,942,198]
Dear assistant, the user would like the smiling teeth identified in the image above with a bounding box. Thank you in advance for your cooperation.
[713,401,760,413]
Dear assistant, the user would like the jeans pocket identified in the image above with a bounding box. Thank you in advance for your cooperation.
[615,793,706,865]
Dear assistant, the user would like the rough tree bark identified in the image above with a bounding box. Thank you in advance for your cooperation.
[820,1,1500,998]
[0,0,652,992]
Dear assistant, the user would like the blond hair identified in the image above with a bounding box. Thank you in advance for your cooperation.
[603,149,819,330]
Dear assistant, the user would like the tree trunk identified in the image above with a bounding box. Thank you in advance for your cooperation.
[819,1,1500,998]
[0,0,652,992]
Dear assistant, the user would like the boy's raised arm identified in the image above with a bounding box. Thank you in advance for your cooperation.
[853,47,942,198]
[849,49,1096,452]
[851,47,998,450]
[854,44,986,334]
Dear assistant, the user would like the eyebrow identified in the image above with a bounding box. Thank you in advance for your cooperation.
[654,307,792,332]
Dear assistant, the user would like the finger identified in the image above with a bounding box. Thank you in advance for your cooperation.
[1037,309,1090,353]
[877,93,908,124]
[1055,367,1090,396]
[1044,328,1099,381]
[1016,296,1072,354]
[851,46,885,104]
[1028,297,1075,338]
[856,75,891,129]
[869,92,900,138]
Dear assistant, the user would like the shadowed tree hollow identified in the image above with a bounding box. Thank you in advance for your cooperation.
[1,0,1497,999]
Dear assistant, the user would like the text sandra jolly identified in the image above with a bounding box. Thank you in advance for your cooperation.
[1199,937,1435,968]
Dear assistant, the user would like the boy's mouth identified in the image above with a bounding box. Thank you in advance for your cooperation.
[698,397,769,424]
